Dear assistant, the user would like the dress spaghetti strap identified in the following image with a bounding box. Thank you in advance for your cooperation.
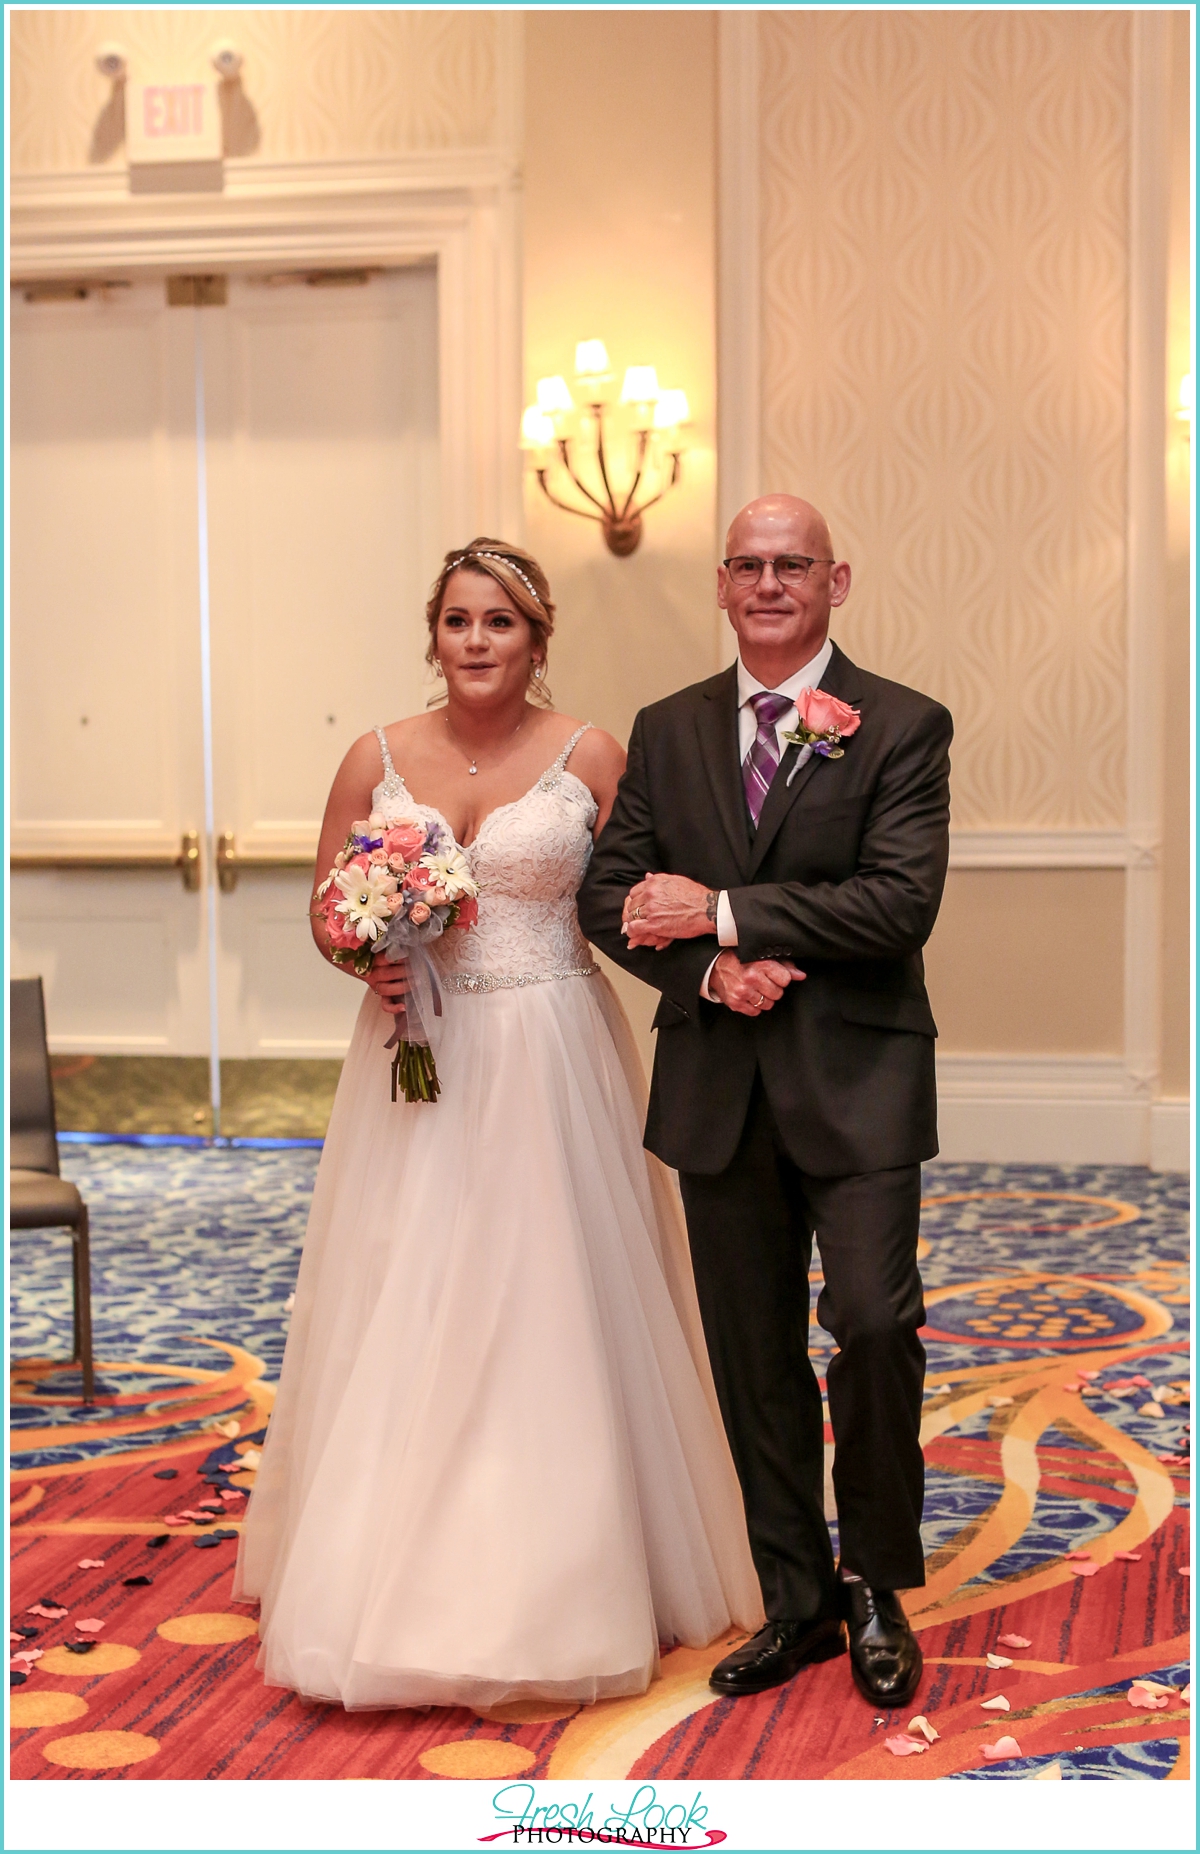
[372,725,405,800]
[553,723,592,773]
[538,723,592,792]
[373,725,397,777]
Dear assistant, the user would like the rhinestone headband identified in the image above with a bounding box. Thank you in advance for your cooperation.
[450,549,544,609]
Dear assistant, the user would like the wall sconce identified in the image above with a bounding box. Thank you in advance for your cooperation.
[1177,372,1191,439]
[521,341,690,556]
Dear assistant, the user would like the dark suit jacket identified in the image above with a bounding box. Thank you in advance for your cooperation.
[576,642,953,1178]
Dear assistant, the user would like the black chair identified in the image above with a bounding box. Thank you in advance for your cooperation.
[10,977,94,1403]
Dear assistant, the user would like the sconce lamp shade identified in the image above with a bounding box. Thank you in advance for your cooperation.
[536,375,575,415]
[524,342,688,556]
[653,389,690,432]
[575,339,611,378]
[620,366,660,406]
[521,406,556,449]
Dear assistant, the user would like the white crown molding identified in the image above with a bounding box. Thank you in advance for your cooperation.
[11,148,520,224]
[947,829,1132,870]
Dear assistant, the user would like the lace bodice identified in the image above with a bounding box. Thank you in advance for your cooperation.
[371,724,599,984]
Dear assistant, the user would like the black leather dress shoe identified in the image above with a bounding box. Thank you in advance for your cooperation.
[709,1615,846,1697]
[842,1583,923,1708]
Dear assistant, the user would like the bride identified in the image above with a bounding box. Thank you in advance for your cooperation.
[234,538,762,1710]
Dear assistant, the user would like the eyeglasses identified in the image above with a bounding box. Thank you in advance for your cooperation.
[722,554,835,585]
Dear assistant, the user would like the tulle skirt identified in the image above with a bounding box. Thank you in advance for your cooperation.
[233,971,762,1709]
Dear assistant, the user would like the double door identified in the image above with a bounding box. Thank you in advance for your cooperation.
[11,265,440,1104]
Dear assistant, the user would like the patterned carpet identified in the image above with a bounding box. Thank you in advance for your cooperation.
[10,1150,1191,1780]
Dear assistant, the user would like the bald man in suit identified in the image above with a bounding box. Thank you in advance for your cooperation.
[578,494,951,1705]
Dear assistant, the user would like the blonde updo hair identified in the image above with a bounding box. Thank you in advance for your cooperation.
[426,539,556,703]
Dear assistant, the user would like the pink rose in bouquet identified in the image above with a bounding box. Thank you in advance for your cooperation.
[383,822,426,865]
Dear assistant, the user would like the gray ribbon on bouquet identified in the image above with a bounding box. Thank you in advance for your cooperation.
[376,910,446,1058]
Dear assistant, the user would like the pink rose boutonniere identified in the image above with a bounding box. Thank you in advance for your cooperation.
[782,687,861,767]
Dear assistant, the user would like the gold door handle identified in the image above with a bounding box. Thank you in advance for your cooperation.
[12,830,202,891]
[216,831,315,893]
[178,830,201,891]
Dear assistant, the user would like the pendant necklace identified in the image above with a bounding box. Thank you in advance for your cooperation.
[446,708,529,776]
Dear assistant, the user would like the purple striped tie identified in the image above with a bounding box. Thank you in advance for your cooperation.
[742,691,792,827]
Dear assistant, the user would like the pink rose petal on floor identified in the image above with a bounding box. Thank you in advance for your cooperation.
[884,1734,928,1755]
[73,1618,104,1633]
[997,1634,1032,1649]
[1113,1550,1142,1561]
[77,1558,105,1570]
[981,1695,1011,1711]
[981,1736,1023,1762]
[1066,1550,1093,1560]
[1069,1561,1101,1576]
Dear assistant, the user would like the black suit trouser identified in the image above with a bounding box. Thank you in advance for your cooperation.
[678,1077,927,1618]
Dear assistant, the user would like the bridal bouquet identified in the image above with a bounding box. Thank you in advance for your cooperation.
[313,813,479,1104]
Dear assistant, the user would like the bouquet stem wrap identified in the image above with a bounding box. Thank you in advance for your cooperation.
[378,918,446,1105]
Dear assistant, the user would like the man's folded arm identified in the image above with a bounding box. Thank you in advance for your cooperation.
[577,713,717,1013]
[728,706,953,964]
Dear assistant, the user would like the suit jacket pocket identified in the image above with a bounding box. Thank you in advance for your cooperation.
[652,995,692,1030]
[837,989,938,1037]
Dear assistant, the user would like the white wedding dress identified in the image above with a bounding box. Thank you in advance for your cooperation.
[234,724,762,1710]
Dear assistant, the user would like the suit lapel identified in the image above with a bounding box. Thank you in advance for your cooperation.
[748,642,865,878]
[694,665,752,880]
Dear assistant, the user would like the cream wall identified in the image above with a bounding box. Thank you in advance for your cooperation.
[755,8,1131,1066]
[1161,9,1192,1100]
[521,12,718,1049]
[10,10,504,167]
[729,8,1188,1162]
[522,10,719,745]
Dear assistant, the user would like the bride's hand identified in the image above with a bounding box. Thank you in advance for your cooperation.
[364,957,410,1009]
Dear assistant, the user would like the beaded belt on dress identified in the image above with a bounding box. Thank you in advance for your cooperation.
[441,964,599,994]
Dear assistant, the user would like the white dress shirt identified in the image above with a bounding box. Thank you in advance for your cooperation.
[700,637,834,1001]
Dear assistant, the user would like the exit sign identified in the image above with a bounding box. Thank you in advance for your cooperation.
[126,82,221,165]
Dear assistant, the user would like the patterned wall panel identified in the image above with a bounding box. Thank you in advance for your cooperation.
[758,11,1129,828]
[10,8,500,171]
